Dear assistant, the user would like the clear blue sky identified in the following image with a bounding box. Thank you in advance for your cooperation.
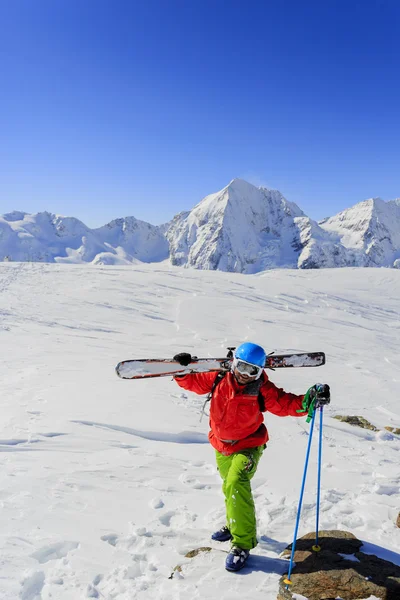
[1,0,399,227]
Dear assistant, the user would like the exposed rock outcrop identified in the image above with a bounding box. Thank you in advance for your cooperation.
[385,426,400,436]
[333,415,379,431]
[278,530,400,600]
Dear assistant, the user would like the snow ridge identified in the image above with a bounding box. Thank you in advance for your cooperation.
[166,179,400,271]
[319,197,400,267]
[166,179,305,273]
[0,212,169,265]
[1,179,400,270]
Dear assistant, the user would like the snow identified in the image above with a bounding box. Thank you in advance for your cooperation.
[166,178,306,272]
[0,262,399,600]
[166,179,400,271]
[0,212,168,265]
[320,197,400,267]
[2,179,400,271]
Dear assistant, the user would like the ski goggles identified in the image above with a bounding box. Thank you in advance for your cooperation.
[232,358,263,377]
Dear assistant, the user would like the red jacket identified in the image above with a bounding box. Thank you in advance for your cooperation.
[175,371,306,455]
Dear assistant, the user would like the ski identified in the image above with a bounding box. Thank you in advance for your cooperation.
[115,351,325,380]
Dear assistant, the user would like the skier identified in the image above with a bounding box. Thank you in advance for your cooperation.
[173,342,330,572]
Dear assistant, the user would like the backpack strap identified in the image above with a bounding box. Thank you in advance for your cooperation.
[200,371,227,422]
[257,390,265,412]
[210,371,227,397]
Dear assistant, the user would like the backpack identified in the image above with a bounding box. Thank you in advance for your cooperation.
[200,371,265,421]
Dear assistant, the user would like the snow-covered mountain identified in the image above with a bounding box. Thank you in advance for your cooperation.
[92,217,169,265]
[319,197,400,268]
[0,211,169,265]
[164,179,380,272]
[1,180,399,270]
[165,179,305,272]
[165,180,400,271]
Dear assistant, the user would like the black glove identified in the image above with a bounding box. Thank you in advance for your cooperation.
[173,352,193,366]
[299,384,330,422]
[314,383,330,407]
[306,383,331,408]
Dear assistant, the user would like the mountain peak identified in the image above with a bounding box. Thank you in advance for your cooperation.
[225,178,259,193]
[2,211,28,222]
[166,179,305,272]
[319,195,400,266]
[1,181,399,270]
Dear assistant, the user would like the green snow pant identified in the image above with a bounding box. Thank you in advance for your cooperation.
[215,445,264,550]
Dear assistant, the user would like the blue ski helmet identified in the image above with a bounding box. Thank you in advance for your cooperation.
[234,343,266,368]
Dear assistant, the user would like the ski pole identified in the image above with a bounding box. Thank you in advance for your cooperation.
[313,406,324,551]
[284,408,316,588]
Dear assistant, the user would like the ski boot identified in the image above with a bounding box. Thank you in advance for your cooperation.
[211,525,232,542]
[225,546,250,572]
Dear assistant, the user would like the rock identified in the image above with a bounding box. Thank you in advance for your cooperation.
[277,530,400,600]
[396,513,400,528]
[385,426,400,435]
[184,547,212,558]
[333,415,379,431]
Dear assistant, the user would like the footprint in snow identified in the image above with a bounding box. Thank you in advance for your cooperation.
[159,511,174,527]
[187,460,217,474]
[100,533,119,547]
[187,459,205,467]
[178,472,209,489]
[149,497,164,509]
[20,571,45,600]
[87,583,99,598]
[158,508,197,529]
[373,483,400,496]
[323,489,347,504]
[31,541,79,564]
[86,574,104,598]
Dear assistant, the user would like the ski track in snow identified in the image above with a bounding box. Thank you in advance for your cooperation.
[0,263,399,599]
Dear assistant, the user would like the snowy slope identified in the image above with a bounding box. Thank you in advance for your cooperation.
[319,197,400,268]
[293,215,358,269]
[93,217,169,263]
[0,211,97,263]
[0,212,168,265]
[0,263,399,600]
[165,179,400,272]
[166,178,306,272]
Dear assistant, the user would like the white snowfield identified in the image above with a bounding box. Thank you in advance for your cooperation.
[0,262,399,600]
